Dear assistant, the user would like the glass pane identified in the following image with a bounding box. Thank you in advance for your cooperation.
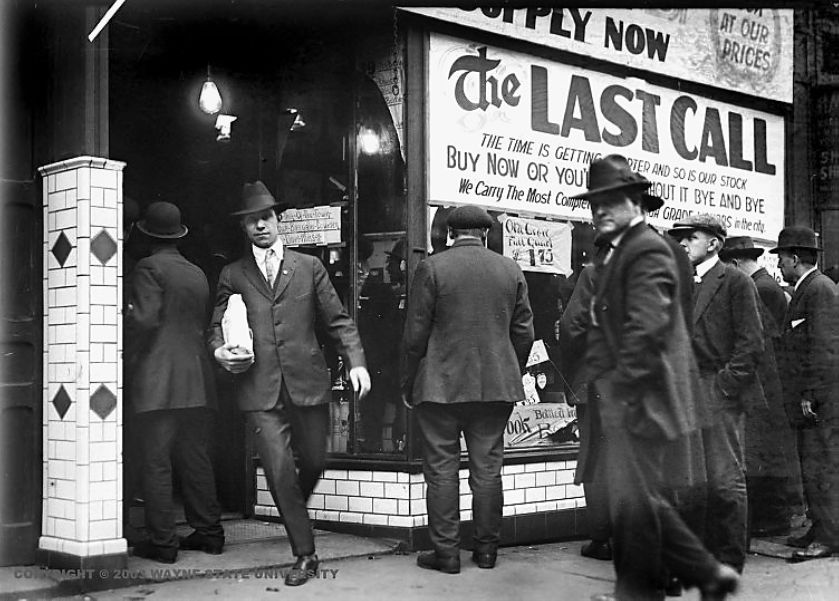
[354,64,407,454]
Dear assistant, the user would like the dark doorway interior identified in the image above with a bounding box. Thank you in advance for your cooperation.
[109,5,360,527]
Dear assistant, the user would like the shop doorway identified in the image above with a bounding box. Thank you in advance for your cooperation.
[109,7,360,531]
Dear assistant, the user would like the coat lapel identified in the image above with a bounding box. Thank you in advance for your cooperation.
[273,251,296,299]
[786,269,818,322]
[243,253,274,300]
[693,260,725,324]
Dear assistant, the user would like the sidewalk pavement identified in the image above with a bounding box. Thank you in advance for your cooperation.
[1,532,836,601]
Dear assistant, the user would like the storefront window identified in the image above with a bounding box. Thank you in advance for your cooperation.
[353,44,408,454]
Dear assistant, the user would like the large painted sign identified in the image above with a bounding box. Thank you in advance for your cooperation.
[404,7,793,103]
[427,34,786,243]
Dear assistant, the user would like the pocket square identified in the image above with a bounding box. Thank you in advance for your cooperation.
[791,318,805,329]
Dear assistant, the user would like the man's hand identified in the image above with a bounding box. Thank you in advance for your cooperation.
[348,366,371,399]
[801,399,818,421]
[214,343,254,374]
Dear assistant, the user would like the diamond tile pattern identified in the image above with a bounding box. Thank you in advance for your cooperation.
[52,385,72,419]
[90,384,117,420]
[51,232,72,267]
[91,229,117,265]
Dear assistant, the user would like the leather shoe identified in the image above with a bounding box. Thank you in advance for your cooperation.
[132,541,177,564]
[416,551,460,574]
[581,540,612,561]
[786,528,815,548]
[284,554,319,586]
[178,531,224,555]
[700,563,739,601]
[471,550,497,569]
[788,542,834,563]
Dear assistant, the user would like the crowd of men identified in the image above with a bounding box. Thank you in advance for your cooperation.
[560,155,839,601]
[123,158,838,600]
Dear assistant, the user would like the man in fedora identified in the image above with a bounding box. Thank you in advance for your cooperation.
[209,181,370,585]
[578,156,737,601]
[126,201,224,563]
[402,204,533,574]
[668,215,764,574]
[770,225,839,561]
[719,236,802,540]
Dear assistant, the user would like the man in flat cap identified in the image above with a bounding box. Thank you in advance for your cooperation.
[402,204,534,574]
[126,202,223,563]
[577,156,737,601]
[771,225,839,561]
[719,237,802,540]
[668,215,764,575]
[209,181,370,585]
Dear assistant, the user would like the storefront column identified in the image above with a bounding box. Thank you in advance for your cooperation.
[36,156,127,571]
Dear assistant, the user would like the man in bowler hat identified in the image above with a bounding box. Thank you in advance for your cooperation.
[719,236,802,539]
[126,202,224,563]
[402,205,534,574]
[771,226,839,561]
[209,181,370,585]
[668,215,764,574]
[578,156,737,601]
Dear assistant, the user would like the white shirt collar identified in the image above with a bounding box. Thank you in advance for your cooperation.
[609,215,645,249]
[695,254,719,279]
[794,266,817,291]
[252,237,284,264]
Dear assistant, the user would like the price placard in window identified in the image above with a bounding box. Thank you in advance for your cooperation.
[499,214,572,275]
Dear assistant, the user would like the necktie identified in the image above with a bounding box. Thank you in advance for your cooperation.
[265,249,276,288]
[692,269,701,302]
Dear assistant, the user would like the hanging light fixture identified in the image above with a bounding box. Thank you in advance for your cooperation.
[199,65,223,115]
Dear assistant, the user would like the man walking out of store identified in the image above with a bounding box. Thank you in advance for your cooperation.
[126,201,224,564]
[668,215,764,574]
[402,205,534,574]
[210,181,370,586]
[771,225,839,562]
[718,236,802,540]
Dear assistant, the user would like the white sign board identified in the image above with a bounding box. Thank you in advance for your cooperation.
[278,206,341,247]
[501,215,572,275]
[427,34,786,243]
[404,7,793,103]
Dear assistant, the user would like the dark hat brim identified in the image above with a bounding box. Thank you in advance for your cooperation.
[136,221,189,239]
[719,247,764,261]
[640,193,664,212]
[230,200,283,216]
[768,244,823,254]
[576,180,651,201]
[667,224,725,241]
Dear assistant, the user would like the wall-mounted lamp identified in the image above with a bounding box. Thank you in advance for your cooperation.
[215,114,237,142]
[359,127,381,155]
[199,66,223,115]
[285,108,306,131]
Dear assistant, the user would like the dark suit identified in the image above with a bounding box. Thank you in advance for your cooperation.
[126,246,222,550]
[746,268,801,534]
[777,269,839,548]
[209,248,366,556]
[691,259,764,571]
[402,238,534,557]
[587,222,717,600]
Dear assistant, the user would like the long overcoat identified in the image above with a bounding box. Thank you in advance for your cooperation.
[126,247,216,413]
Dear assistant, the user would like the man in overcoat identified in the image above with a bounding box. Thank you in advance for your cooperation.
[719,236,801,538]
[579,156,738,601]
[771,225,839,562]
[401,205,534,574]
[668,215,765,573]
[209,181,370,586]
[126,201,223,563]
